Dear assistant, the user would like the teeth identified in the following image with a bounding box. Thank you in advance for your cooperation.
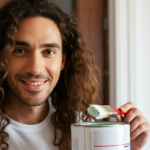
[25,82,44,86]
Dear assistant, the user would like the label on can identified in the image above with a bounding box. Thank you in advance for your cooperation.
[71,122,130,150]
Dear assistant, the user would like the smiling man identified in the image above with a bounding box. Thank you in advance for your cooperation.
[6,17,65,125]
[0,0,149,150]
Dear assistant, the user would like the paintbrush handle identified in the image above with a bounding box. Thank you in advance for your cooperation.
[110,105,128,115]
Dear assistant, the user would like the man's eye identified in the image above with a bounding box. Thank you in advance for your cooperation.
[44,50,54,55]
[14,49,25,53]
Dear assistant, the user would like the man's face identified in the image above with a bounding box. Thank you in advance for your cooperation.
[6,17,65,106]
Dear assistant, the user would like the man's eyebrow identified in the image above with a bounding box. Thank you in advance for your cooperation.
[15,41,30,47]
[40,43,60,49]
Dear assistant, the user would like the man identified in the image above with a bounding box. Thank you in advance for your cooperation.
[0,0,149,150]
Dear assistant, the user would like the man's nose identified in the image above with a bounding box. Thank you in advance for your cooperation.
[25,52,45,75]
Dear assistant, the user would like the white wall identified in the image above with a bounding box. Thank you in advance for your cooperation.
[136,0,150,119]
[109,0,150,149]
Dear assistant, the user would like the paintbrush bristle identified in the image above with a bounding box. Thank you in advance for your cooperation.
[87,105,109,119]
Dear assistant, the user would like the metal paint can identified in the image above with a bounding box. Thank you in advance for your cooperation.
[71,122,130,150]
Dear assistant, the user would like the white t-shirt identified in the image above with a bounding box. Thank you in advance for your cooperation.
[5,100,60,150]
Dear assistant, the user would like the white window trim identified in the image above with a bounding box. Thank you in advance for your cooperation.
[108,0,137,108]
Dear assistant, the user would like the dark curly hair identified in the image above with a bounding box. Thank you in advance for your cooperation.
[0,0,100,149]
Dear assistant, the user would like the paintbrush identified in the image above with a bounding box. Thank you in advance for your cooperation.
[87,105,128,119]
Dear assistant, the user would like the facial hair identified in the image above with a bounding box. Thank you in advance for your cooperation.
[7,73,53,106]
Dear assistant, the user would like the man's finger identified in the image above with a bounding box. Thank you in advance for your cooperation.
[123,108,143,123]
[119,102,134,112]
[130,116,148,133]
[130,123,150,140]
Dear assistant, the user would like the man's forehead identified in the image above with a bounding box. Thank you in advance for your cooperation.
[15,17,62,48]
[16,17,60,35]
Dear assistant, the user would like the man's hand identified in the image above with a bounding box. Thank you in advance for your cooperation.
[116,102,150,150]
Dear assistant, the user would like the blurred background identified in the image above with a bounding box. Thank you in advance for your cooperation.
[50,0,150,149]
[1,0,150,149]
[51,0,109,105]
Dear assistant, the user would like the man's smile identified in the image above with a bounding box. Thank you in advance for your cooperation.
[20,79,49,91]
[6,17,65,107]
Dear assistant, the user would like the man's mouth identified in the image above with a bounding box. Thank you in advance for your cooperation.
[20,80,48,87]
[24,81,44,86]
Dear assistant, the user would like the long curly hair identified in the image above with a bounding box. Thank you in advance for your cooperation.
[0,0,100,149]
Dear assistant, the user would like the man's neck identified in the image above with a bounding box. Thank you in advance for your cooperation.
[7,93,49,125]
[10,100,49,125]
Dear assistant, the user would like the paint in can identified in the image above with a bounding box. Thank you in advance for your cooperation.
[71,122,130,150]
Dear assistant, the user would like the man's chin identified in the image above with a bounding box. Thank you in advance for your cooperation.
[25,90,43,95]
[19,98,47,107]
[17,93,49,106]
[12,87,50,106]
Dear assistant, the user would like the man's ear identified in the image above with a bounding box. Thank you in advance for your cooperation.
[61,53,66,71]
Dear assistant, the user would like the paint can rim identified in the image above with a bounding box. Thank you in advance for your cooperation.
[71,121,130,127]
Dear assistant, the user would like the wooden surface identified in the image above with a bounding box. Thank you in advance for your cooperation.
[102,0,109,105]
